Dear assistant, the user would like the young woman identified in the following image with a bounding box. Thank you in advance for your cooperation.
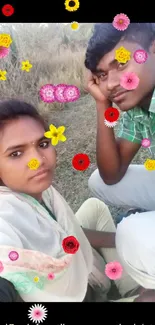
[0,99,139,302]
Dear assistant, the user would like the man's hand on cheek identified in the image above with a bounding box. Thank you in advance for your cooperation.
[84,69,111,107]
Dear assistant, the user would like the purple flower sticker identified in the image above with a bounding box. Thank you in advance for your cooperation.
[54,84,68,103]
[39,84,56,103]
[8,250,19,261]
[133,49,148,64]
[63,85,80,102]
[141,138,151,148]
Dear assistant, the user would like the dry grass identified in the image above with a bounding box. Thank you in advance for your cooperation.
[0,23,92,115]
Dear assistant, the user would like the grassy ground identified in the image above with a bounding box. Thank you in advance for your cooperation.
[0,22,149,218]
[50,93,149,219]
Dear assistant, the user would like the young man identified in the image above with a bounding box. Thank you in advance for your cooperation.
[83,23,155,302]
[84,23,155,214]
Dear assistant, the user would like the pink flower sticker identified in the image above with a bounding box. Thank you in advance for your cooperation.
[28,304,48,323]
[63,85,80,102]
[8,250,19,261]
[105,261,123,280]
[141,138,151,148]
[47,272,55,280]
[0,46,10,59]
[120,72,139,90]
[0,261,4,273]
[39,84,56,103]
[112,13,130,31]
[133,49,148,64]
[54,84,68,103]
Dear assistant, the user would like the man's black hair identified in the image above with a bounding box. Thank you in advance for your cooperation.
[85,23,155,72]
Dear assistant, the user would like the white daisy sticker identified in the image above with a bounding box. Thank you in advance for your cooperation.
[104,119,118,128]
[28,304,48,324]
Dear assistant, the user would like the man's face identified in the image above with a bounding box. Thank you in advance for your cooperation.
[94,40,155,111]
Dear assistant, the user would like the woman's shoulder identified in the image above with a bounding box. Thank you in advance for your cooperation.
[0,188,34,218]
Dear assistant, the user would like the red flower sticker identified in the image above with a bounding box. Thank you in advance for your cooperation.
[1,4,14,16]
[62,236,80,254]
[104,107,120,122]
[72,153,90,171]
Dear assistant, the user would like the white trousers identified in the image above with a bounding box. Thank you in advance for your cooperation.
[75,198,138,300]
[88,165,155,210]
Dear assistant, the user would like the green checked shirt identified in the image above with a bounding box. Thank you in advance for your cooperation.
[117,91,155,157]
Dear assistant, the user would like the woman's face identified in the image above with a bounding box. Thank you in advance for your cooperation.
[0,116,56,198]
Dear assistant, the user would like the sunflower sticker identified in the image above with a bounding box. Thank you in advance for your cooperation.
[21,60,33,72]
[0,70,7,81]
[64,0,80,12]
[144,159,155,171]
[70,22,79,30]
[27,158,40,170]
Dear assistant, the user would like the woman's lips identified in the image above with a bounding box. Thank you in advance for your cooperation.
[30,169,49,180]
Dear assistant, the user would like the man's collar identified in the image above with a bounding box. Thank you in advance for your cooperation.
[149,89,155,113]
[132,90,155,122]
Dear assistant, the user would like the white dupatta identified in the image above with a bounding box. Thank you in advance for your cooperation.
[0,185,94,302]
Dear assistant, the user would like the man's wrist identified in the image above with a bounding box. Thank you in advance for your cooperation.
[96,100,112,112]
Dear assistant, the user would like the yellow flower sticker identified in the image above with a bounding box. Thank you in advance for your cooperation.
[44,124,67,146]
[0,34,12,48]
[115,46,131,63]
[33,276,40,283]
[70,22,79,30]
[21,60,33,72]
[144,159,155,171]
[64,0,80,11]
[0,70,7,80]
[27,158,40,170]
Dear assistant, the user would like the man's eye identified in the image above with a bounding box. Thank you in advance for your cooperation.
[39,141,50,148]
[10,151,22,157]
[118,62,127,69]
[99,73,106,80]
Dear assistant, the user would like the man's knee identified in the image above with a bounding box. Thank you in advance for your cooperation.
[88,169,107,194]
[88,169,116,205]
[88,169,100,194]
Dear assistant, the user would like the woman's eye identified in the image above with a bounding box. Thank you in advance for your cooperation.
[10,151,22,157]
[39,141,50,148]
